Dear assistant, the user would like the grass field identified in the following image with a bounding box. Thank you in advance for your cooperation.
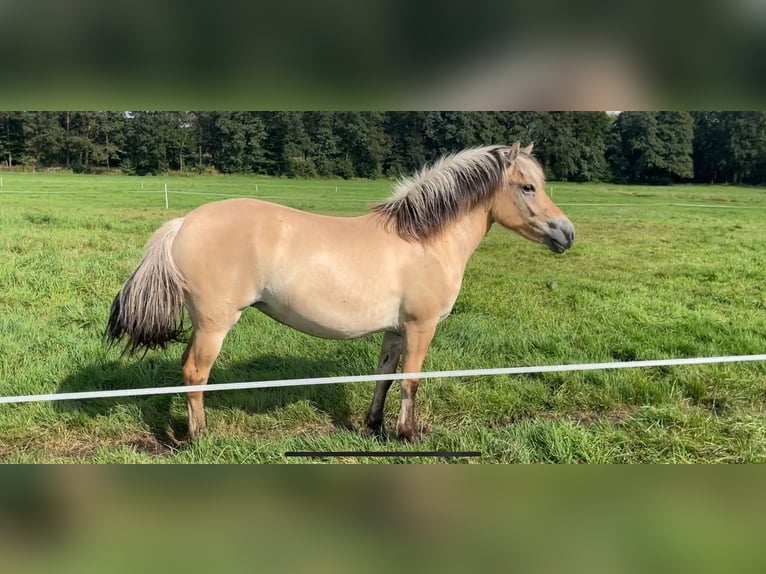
[1,172,765,463]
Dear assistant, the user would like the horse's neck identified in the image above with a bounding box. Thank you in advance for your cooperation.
[429,206,493,272]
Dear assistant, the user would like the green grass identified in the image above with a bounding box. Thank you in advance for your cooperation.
[1,172,766,462]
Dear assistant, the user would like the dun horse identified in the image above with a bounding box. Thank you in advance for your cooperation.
[106,142,574,441]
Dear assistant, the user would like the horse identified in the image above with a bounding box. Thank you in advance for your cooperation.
[106,142,575,442]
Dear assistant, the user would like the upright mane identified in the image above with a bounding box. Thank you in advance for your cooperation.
[372,145,515,241]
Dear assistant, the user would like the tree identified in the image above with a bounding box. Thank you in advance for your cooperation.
[609,112,694,184]
[200,112,268,174]
[303,112,339,177]
[67,112,103,172]
[525,112,578,180]
[728,112,766,185]
[0,112,26,167]
[653,111,694,181]
[122,112,186,175]
[383,112,433,176]
[24,112,65,167]
[333,112,389,178]
[5,110,764,185]
[692,111,731,183]
[570,112,612,182]
[261,112,312,176]
[692,112,766,185]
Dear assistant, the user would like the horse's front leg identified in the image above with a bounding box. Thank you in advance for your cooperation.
[397,321,437,442]
[365,331,403,437]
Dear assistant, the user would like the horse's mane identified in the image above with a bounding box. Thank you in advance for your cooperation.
[372,144,541,241]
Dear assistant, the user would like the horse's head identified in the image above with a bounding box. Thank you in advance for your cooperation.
[491,142,575,254]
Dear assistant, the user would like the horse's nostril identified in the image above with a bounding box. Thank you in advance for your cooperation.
[547,217,575,246]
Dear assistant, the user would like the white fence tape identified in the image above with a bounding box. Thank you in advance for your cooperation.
[1,354,765,406]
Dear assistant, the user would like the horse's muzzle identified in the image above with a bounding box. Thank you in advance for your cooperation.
[543,217,575,253]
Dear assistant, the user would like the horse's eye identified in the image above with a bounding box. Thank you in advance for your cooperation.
[520,184,536,195]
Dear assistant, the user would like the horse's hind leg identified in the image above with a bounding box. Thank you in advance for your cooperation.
[182,311,241,439]
[364,332,403,437]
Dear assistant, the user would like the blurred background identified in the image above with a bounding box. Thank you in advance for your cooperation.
[2,467,765,573]
[0,0,764,109]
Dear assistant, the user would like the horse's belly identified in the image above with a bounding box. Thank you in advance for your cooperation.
[252,296,398,340]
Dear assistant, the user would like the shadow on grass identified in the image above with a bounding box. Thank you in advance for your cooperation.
[56,353,357,450]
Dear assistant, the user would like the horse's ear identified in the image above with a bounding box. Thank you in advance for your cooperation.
[522,142,534,155]
[500,142,521,166]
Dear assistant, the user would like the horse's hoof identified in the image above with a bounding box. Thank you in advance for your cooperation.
[364,417,387,440]
[396,424,420,443]
[187,422,207,441]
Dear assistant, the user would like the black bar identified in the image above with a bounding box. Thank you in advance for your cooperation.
[284,451,480,458]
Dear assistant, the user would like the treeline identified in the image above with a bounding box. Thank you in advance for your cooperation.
[1,111,765,184]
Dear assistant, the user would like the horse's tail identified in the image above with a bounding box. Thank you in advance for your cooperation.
[106,217,188,355]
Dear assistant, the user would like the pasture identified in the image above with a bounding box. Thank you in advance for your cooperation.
[1,172,765,462]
